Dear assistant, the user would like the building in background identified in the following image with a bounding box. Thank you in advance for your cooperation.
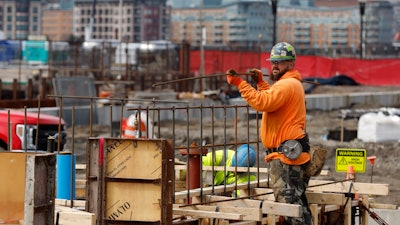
[73,0,171,42]
[170,0,398,58]
[0,0,397,58]
[42,4,73,41]
[170,1,273,49]
[0,0,42,40]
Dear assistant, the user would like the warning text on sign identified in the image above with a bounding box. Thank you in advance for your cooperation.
[335,148,366,173]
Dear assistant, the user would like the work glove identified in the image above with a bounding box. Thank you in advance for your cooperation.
[249,68,264,84]
[226,69,243,86]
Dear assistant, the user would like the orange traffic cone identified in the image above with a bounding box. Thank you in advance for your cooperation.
[346,165,356,181]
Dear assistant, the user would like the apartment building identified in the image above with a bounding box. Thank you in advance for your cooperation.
[170,1,274,48]
[278,6,360,52]
[42,9,73,41]
[170,0,396,56]
[0,0,42,40]
[73,0,171,42]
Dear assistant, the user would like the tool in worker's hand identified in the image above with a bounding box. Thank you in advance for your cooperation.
[249,68,263,84]
[152,72,319,87]
[227,69,237,76]
[226,69,243,86]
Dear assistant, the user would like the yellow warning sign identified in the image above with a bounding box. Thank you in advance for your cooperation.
[335,148,366,173]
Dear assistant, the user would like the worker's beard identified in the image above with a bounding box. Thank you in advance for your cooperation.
[270,67,285,81]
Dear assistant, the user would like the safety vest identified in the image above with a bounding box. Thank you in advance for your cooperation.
[202,150,256,185]
[122,112,155,138]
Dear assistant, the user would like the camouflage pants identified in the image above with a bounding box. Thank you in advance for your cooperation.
[269,159,313,225]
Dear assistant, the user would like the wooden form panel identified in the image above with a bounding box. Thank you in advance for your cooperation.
[86,138,174,225]
[0,152,56,225]
[25,152,56,225]
[0,153,26,222]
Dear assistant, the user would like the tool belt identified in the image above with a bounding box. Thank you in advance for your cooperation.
[267,134,310,154]
[265,135,311,165]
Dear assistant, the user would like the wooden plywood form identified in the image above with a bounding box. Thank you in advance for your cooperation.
[0,153,26,223]
[0,152,56,225]
[25,152,56,225]
[86,138,174,225]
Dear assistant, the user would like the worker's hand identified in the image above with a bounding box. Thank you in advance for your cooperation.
[226,69,243,86]
[250,68,264,84]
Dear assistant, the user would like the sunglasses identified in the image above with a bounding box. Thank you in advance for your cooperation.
[270,60,289,65]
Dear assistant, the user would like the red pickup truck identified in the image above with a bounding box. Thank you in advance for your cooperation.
[0,109,66,151]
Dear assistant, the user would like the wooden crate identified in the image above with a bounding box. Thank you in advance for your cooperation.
[0,152,56,225]
[86,138,174,225]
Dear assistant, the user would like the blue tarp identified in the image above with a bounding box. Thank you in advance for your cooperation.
[0,40,17,62]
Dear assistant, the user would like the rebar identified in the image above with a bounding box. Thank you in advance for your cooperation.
[152,72,320,87]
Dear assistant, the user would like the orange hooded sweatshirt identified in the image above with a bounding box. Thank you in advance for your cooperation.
[237,70,307,149]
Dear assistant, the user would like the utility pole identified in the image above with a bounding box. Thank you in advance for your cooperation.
[199,0,205,93]
[271,0,278,47]
[359,0,366,59]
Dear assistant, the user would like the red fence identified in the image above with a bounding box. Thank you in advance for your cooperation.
[189,50,400,86]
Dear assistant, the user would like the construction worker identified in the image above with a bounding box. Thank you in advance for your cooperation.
[202,144,257,186]
[122,111,156,138]
[225,42,313,225]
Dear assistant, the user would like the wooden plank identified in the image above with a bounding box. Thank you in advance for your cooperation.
[306,192,346,205]
[204,191,300,217]
[76,164,87,170]
[229,221,257,225]
[264,215,277,225]
[174,204,262,221]
[175,179,269,200]
[370,203,398,210]
[173,209,243,220]
[361,195,369,225]
[203,195,264,209]
[253,188,351,206]
[310,204,319,225]
[55,206,95,225]
[261,201,302,217]
[308,180,389,196]
[324,205,341,212]
[343,198,353,225]
[76,179,86,200]
[55,199,86,208]
[250,188,275,201]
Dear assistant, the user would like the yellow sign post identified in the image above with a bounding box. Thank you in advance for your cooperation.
[335,148,366,173]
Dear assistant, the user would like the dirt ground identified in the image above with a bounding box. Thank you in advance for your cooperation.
[305,85,400,207]
[68,84,400,207]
